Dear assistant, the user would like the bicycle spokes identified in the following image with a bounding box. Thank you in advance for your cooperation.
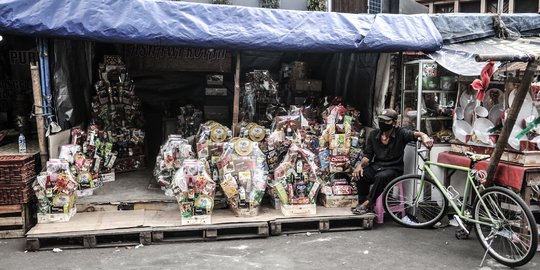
[474,188,537,267]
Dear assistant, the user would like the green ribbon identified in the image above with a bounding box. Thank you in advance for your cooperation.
[516,116,540,139]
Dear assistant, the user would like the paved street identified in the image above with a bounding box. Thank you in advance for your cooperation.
[0,222,538,270]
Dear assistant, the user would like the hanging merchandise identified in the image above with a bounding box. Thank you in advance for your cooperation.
[90,55,145,173]
[240,70,280,126]
[153,135,194,196]
[217,138,268,216]
[33,159,79,223]
[272,144,322,216]
[196,121,233,208]
[176,105,204,141]
[171,159,216,225]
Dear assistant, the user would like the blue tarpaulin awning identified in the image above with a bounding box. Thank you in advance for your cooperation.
[0,0,442,52]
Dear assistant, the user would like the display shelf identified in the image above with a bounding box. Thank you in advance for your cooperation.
[420,116,453,121]
[401,59,457,142]
[403,90,457,94]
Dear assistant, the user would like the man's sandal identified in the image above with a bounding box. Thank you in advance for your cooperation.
[352,205,371,215]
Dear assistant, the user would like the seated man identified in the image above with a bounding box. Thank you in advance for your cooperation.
[352,109,432,215]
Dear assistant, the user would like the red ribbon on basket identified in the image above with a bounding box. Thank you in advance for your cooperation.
[470,61,496,101]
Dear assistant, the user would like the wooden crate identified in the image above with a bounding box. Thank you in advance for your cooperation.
[319,194,358,208]
[450,141,540,167]
[0,203,34,239]
[0,154,36,183]
[280,204,316,217]
[0,177,35,205]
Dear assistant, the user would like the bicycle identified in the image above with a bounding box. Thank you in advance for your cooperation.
[382,148,538,267]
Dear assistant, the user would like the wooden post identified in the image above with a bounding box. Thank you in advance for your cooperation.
[485,60,538,184]
[231,53,241,136]
[508,0,515,13]
[389,53,402,109]
[30,62,48,165]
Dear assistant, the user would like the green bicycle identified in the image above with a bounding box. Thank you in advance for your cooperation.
[382,149,538,267]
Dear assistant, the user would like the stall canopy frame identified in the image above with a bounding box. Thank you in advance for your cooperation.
[428,36,540,77]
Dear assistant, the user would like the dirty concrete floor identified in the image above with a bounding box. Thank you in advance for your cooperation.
[0,222,538,270]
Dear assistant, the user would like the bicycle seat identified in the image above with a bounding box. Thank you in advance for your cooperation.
[465,152,490,162]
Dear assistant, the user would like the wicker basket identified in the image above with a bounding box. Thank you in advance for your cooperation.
[0,177,35,205]
[0,155,36,183]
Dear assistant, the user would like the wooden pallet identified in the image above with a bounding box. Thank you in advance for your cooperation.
[26,228,153,251]
[0,203,33,239]
[24,207,374,251]
[152,222,269,243]
[269,213,375,236]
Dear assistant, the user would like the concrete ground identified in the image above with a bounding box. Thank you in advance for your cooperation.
[0,222,538,270]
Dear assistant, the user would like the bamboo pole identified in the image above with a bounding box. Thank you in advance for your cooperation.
[485,60,538,184]
[231,53,241,136]
[30,62,48,165]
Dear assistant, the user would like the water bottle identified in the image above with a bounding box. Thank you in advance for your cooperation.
[18,133,26,153]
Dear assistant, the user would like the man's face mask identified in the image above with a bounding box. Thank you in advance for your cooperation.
[379,120,394,132]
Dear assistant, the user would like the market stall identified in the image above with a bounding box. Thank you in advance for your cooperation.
[1,0,539,248]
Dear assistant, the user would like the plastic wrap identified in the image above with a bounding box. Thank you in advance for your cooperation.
[272,144,322,206]
[217,138,268,216]
[196,121,233,161]
[153,135,194,196]
[240,70,279,124]
[177,105,204,140]
[172,159,216,220]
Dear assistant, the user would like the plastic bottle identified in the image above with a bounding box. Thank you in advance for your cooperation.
[18,133,26,153]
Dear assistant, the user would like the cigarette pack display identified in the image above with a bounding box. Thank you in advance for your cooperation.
[90,56,145,167]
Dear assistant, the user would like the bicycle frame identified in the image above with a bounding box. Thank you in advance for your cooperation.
[420,160,495,227]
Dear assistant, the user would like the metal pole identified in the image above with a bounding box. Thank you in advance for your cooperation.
[485,60,538,184]
[30,63,49,166]
[498,0,504,14]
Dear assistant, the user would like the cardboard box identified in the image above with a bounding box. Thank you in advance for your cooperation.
[76,188,94,197]
[205,87,228,96]
[231,206,260,217]
[320,194,358,208]
[204,106,229,123]
[100,170,116,183]
[294,80,322,92]
[281,203,316,217]
[181,215,211,225]
[37,207,77,224]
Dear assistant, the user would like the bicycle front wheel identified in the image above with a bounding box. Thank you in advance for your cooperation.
[473,186,538,267]
[383,175,447,228]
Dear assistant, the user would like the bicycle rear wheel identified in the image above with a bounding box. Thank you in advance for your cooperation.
[473,186,538,267]
[383,175,447,228]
